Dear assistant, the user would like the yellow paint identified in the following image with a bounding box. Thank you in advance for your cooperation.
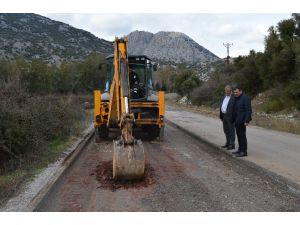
[107,37,130,126]
[94,90,101,125]
[135,119,160,124]
[158,91,165,117]
[131,102,159,107]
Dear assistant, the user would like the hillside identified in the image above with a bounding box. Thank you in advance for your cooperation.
[0,14,220,68]
[0,13,113,64]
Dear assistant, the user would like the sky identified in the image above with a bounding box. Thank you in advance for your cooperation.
[42,13,291,58]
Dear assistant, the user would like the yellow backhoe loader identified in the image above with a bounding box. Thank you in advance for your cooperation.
[94,37,165,180]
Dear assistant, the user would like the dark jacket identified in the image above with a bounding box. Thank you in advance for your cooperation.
[220,94,235,121]
[233,94,252,124]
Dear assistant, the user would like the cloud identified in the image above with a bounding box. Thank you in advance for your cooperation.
[42,13,291,58]
[242,24,269,43]
[89,14,134,35]
[214,24,248,37]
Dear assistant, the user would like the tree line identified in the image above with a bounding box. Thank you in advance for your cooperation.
[154,64,201,98]
[0,53,106,173]
[0,53,107,94]
[191,13,300,112]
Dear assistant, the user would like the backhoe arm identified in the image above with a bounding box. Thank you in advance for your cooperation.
[108,37,145,180]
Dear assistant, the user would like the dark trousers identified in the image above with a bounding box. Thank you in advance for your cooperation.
[235,123,247,153]
[222,114,235,146]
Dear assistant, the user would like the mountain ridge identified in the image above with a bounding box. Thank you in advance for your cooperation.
[127,30,220,67]
[0,14,220,67]
[0,13,113,64]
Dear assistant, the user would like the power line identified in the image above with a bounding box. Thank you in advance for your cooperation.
[223,43,233,64]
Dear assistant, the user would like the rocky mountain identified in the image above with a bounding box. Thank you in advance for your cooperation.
[0,14,219,67]
[127,30,220,67]
[0,13,113,64]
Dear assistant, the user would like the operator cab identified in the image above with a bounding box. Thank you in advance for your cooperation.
[104,54,156,101]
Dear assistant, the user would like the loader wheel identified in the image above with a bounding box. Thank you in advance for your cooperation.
[99,124,109,139]
[95,128,101,143]
[95,125,109,142]
[158,126,164,141]
[148,125,160,140]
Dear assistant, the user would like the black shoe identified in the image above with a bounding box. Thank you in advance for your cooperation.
[232,151,240,154]
[235,152,248,157]
[227,145,235,150]
[221,144,228,148]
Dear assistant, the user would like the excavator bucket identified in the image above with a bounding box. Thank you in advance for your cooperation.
[113,139,145,180]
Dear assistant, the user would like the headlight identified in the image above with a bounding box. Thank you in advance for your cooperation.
[96,115,101,123]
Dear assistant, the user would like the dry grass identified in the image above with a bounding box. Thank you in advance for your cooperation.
[252,113,300,134]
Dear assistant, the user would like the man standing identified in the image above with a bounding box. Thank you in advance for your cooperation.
[220,85,236,150]
[232,86,252,157]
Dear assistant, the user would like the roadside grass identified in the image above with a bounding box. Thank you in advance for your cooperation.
[0,107,93,208]
[166,99,300,135]
[251,114,300,135]
[166,98,219,117]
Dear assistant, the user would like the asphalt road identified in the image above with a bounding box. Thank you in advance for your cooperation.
[166,106,300,186]
[36,124,300,212]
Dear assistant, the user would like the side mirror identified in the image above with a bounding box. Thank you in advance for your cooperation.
[153,64,158,71]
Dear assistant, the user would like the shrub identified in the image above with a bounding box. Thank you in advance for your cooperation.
[0,87,85,172]
[174,69,201,98]
[263,99,285,113]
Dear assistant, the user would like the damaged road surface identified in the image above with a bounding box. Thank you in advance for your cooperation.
[36,124,300,211]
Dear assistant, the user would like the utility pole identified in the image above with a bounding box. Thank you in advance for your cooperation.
[223,43,233,64]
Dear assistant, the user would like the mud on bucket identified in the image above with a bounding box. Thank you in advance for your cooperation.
[113,139,145,180]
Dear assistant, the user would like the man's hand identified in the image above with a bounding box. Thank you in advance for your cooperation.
[244,123,249,126]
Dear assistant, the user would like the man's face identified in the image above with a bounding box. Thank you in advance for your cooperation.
[234,89,242,97]
[225,87,232,96]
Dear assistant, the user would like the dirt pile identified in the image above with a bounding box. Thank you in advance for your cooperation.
[92,160,156,191]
